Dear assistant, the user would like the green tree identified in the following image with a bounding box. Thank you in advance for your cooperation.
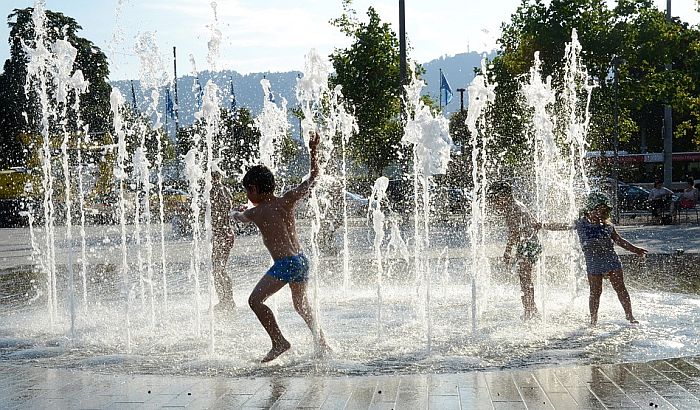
[217,107,261,178]
[492,0,700,167]
[0,7,111,169]
[329,1,402,177]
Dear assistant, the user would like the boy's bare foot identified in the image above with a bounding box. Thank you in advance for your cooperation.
[521,310,539,322]
[261,340,291,363]
[627,316,639,324]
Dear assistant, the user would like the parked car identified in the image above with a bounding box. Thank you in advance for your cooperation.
[617,185,650,211]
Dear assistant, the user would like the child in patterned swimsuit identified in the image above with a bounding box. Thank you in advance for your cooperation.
[232,132,329,362]
[541,192,647,326]
[489,181,541,321]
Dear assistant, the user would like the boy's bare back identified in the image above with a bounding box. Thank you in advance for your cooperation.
[233,132,319,260]
[241,193,305,260]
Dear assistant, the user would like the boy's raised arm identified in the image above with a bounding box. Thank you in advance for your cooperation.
[284,131,320,202]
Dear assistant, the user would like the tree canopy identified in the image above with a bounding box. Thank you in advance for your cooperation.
[0,7,112,169]
[329,1,403,177]
[490,0,700,170]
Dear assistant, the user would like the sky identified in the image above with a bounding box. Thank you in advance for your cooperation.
[1,0,699,81]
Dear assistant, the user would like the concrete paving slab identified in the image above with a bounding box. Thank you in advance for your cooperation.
[1,356,699,409]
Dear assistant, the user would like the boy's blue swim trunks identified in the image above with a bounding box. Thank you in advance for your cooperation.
[266,253,309,283]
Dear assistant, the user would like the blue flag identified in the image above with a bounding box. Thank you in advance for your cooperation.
[195,77,203,110]
[165,88,175,120]
[440,70,453,106]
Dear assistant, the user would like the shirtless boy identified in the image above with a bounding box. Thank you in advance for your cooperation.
[232,132,329,363]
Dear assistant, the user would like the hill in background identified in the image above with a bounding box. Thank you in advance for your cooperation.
[111,50,497,137]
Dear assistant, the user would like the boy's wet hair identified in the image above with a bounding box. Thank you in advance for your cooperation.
[243,165,275,193]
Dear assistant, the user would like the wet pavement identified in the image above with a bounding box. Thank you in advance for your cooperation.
[1,356,699,409]
[1,221,699,408]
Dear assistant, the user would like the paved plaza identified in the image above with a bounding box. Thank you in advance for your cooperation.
[1,221,699,409]
[1,357,700,409]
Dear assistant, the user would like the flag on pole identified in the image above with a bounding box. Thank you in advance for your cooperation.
[440,70,453,106]
[165,88,175,120]
[195,77,203,110]
[130,80,138,112]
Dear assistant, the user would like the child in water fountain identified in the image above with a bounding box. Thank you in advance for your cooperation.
[488,181,540,321]
[540,192,647,326]
[232,131,329,363]
[211,170,236,311]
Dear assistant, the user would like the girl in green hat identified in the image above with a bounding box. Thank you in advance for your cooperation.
[541,192,647,326]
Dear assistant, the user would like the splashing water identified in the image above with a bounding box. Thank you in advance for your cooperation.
[465,59,496,333]
[369,176,389,338]
[522,30,596,322]
[401,65,453,344]
[110,87,132,353]
[7,5,700,381]
[254,79,289,172]
[295,49,335,351]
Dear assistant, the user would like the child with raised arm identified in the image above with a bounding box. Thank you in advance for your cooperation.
[541,192,647,326]
[232,132,329,363]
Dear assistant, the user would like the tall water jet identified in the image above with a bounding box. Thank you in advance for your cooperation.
[199,79,223,353]
[327,86,357,290]
[401,66,453,348]
[110,88,132,352]
[559,29,595,298]
[522,51,557,322]
[254,79,288,172]
[369,176,389,338]
[465,59,496,334]
[70,71,90,313]
[295,49,336,349]
[135,31,169,327]
[23,2,57,325]
[53,36,85,336]
[184,132,204,337]
[522,30,596,320]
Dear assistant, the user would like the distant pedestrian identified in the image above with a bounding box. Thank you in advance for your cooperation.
[679,177,699,209]
[541,192,647,326]
[648,179,673,224]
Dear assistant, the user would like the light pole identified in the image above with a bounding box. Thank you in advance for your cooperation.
[612,56,620,223]
[663,0,673,187]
